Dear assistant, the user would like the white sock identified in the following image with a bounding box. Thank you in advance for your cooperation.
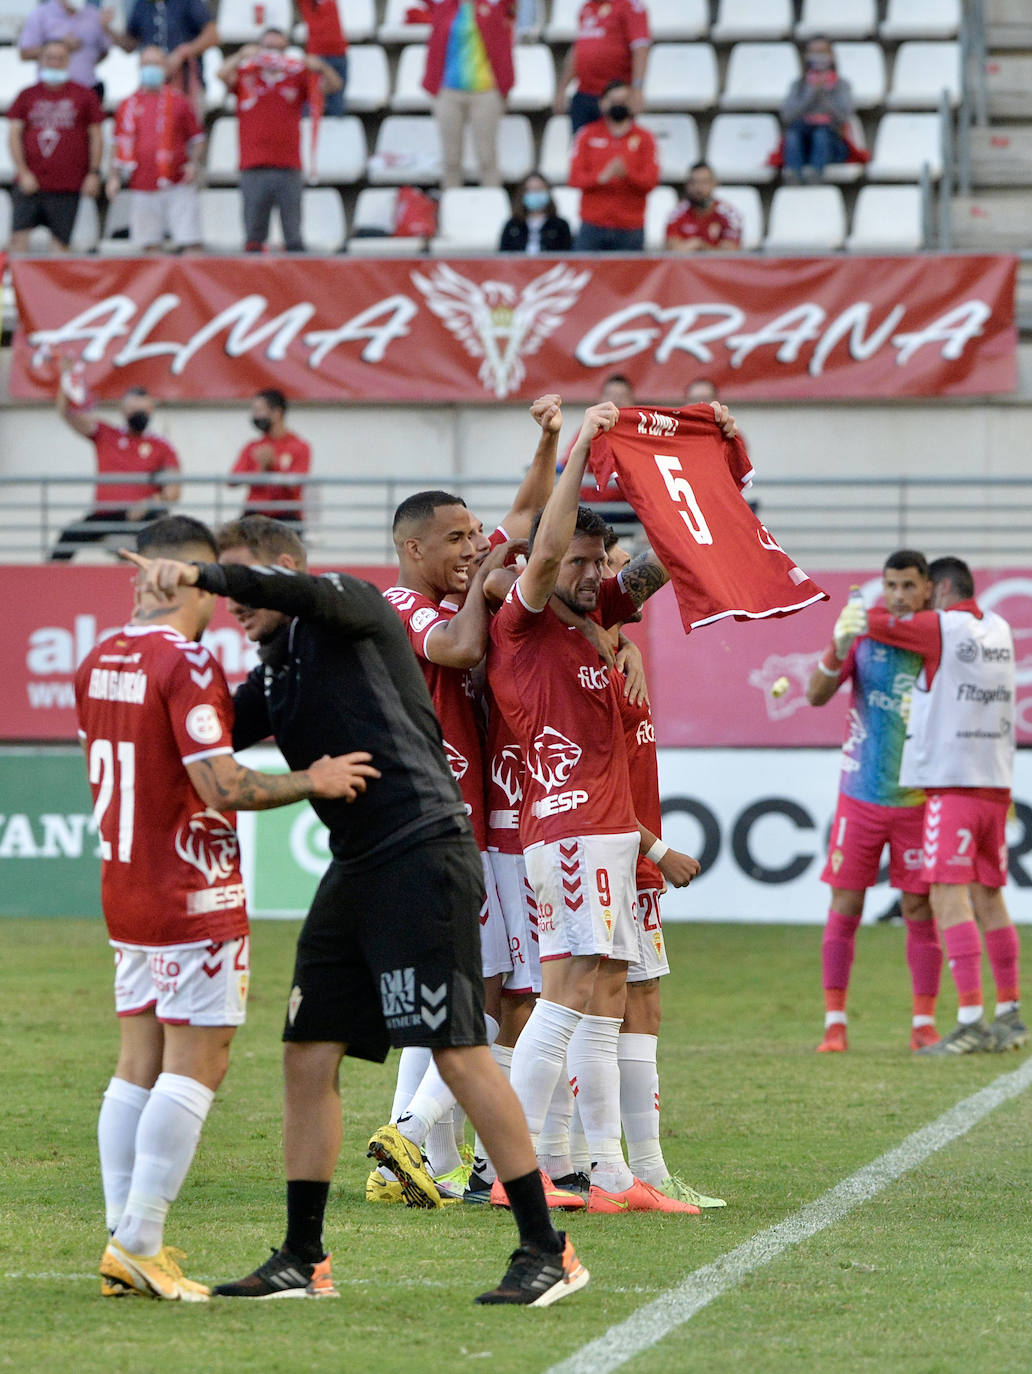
[472,1038,511,1184]
[618,1033,666,1187]
[98,1077,150,1233]
[824,1011,847,1029]
[567,1014,633,1192]
[382,1047,433,1179]
[569,1099,590,1174]
[912,1014,935,1028]
[958,1004,984,1025]
[114,1072,214,1256]
[995,1000,1019,1017]
[509,1000,582,1143]
[538,1066,574,1178]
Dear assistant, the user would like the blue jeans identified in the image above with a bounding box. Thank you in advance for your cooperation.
[782,120,848,176]
[316,54,348,116]
[574,221,645,252]
[569,90,600,133]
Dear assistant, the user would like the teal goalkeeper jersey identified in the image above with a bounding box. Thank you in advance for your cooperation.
[838,635,924,808]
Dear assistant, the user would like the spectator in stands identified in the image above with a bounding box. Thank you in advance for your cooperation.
[555,0,651,134]
[107,46,206,253]
[228,389,312,528]
[569,80,658,252]
[121,0,220,100]
[498,172,573,253]
[684,377,718,404]
[50,362,181,561]
[419,0,516,190]
[219,29,342,253]
[779,36,856,183]
[8,39,104,254]
[298,0,348,116]
[19,0,132,98]
[665,163,743,253]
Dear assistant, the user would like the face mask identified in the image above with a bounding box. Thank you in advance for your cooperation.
[252,415,273,433]
[126,410,150,434]
[40,68,66,85]
[522,190,549,213]
[605,102,631,123]
[807,54,833,70]
[140,64,165,89]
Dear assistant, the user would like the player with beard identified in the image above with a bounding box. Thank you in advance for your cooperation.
[664,162,743,253]
[486,400,734,1213]
[128,514,590,1307]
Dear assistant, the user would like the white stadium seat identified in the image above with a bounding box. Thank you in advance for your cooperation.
[507,44,556,112]
[202,47,229,112]
[544,0,580,44]
[867,112,944,180]
[643,44,719,112]
[304,115,367,183]
[216,0,292,45]
[0,48,35,112]
[294,187,346,252]
[391,43,431,111]
[96,48,143,111]
[539,114,572,185]
[721,43,801,110]
[97,189,133,255]
[367,114,441,183]
[345,44,390,112]
[764,185,846,252]
[713,184,764,249]
[638,114,700,184]
[0,0,35,43]
[881,0,961,42]
[649,0,708,41]
[644,184,678,251]
[378,0,430,43]
[551,185,581,235]
[846,184,924,252]
[430,185,510,254]
[206,117,240,184]
[705,113,780,184]
[886,41,961,109]
[200,188,244,251]
[832,41,887,108]
[338,0,375,43]
[711,0,793,43]
[797,0,876,41]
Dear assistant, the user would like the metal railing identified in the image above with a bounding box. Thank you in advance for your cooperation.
[6,472,1032,569]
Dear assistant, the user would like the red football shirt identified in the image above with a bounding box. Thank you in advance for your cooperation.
[383,586,488,849]
[229,431,311,516]
[232,55,309,170]
[114,88,203,191]
[487,576,639,849]
[75,624,248,947]
[569,118,659,230]
[483,677,524,855]
[573,0,650,97]
[91,421,180,508]
[666,197,743,250]
[614,666,662,889]
[298,0,348,56]
[9,80,104,191]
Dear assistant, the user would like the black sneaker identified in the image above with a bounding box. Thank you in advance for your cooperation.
[474,1232,589,1307]
[463,1169,493,1203]
[211,1247,338,1299]
[990,1007,1030,1051]
[875,898,903,925]
[552,1170,590,1197]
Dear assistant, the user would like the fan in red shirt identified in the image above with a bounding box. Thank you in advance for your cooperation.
[218,28,342,252]
[666,162,743,254]
[297,0,348,115]
[8,38,103,251]
[51,359,182,562]
[570,81,659,252]
[228,389,312,528]
[555,0,650,133]
[108,45,206,251]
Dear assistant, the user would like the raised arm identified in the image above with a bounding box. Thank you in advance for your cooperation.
[56,357,99,438]
[495,394,562,541]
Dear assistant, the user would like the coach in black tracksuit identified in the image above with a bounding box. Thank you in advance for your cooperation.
[159,515,573,1306]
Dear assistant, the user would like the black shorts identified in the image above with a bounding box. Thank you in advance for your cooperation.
[282,830,486,1062]
[11,187,79,244]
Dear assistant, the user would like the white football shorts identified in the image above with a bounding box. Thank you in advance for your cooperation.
[480,851,513,980]
[489,849,541,995]
[524,831,639,963]
[626,886,671,983]
[112,936,250,1026]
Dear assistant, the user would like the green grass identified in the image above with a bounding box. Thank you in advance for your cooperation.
[1,919,1030,1373]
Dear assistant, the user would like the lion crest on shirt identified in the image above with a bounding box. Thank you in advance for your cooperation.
[410,263,592,399]
[442,739,469,782]
[174,808,240,885]
[491,744,524,805]
[526,728,582,792]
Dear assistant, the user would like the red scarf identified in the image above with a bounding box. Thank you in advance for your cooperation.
[115,85,178,186]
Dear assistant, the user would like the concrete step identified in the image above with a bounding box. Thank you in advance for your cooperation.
[986,0,1032,47]
[949,190,1032,250]
[968,123,1032,185]
[984,54,1032,118]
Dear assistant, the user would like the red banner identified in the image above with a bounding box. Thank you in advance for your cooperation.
[8,253,1017,403]
[7,564,1032,746]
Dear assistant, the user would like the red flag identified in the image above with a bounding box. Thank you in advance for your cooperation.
[589,406,827,634]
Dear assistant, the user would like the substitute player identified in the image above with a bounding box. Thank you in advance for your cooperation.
[131,516,589,1306]
[853,556,1027,1055]
[84,515,377,1302]
[807,550,941,1053]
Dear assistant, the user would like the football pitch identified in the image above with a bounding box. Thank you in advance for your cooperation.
[2,918,1030,1373]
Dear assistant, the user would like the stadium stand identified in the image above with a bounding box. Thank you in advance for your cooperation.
[0,46,35,111]
[636,114,701,184]
[644,43,719,111]
[345,43,391,112]
[705,113,780,184]
[217,0,294,45]
[337,0,376,44]
[429,185,511,254]
[710,0,794,44]
[885,41,962,109]
[377,0,429,44]
[763,184,846,252]
[845,183,924,251]
[713,183,764,249]
[796,0,877,41]
[880,0,962,42]
[390,43,432,112]
[720,42,801,110]
[647,0,709,43]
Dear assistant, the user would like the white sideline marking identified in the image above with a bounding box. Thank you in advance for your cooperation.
[545,1057,1032,1374]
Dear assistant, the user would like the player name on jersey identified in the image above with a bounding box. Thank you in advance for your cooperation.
[87,667,148,703]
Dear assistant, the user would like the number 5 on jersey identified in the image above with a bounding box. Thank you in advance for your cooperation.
[654,454,713,545]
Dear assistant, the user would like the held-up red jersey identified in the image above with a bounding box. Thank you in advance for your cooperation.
[569,118,659,230]
[91,421,180,508]
[232,54,309,170]
[614,666,662,889]
[383,586,487,848]
[572,0,650,97]
[74,624,248,948]
[487,576,639,849]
